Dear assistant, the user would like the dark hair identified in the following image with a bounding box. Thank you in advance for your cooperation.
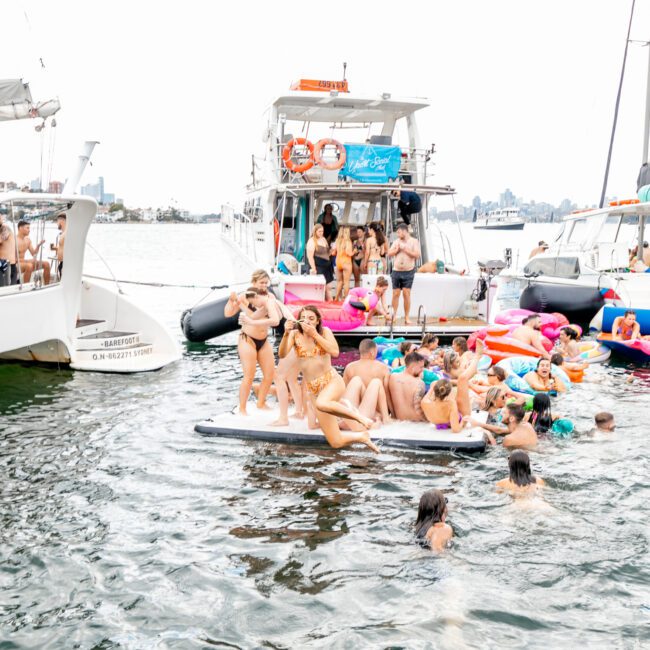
[405,351,425,367]
[489,366,506,381]
[17,220,29,228]
[433,378,452,400]
[531,393,553,433]
[57,213,67,220]
[561,326,578,340]
[508,450,535,487]
[415,489,447,539]
[550,352,564,366]
[528,313,541,321]
[369,223,385,246]
[506,402,525,423]
[356,225,365,232]
[297,305,323,334]
[421,333,439,348]
[359,338,376,355]
[375,276,389,288]
[521,315,530,325]
[624,309,636,318]
[595,411,614,425]
[244,286,262,298]
[396,223,408,232]
[452,336,468,353]
[399,341,415,355]
[536,357,550,369]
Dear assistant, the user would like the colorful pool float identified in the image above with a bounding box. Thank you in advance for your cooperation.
[496,356,571,394]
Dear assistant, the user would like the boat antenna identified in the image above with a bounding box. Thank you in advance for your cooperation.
[599,0,636,208]
[342,62,347,81]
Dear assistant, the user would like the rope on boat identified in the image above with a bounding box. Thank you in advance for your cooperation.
[83,274,250,291]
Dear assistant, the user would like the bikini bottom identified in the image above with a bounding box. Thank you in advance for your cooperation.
[306,368,337,396]
[240,332,267,352]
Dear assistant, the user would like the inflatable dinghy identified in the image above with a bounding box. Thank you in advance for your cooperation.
[195,407,488,453]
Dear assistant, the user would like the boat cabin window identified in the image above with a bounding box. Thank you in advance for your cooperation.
[524,256,580,280]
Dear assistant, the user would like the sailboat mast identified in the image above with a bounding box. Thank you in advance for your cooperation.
[643,41,650,165]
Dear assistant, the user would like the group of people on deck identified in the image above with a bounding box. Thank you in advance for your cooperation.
[0,213,66,287]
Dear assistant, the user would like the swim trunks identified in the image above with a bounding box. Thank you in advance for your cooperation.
[391,268,415,290]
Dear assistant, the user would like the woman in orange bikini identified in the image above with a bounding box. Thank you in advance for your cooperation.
[278,305,379,452]
[333,227,354,301]
[225,282,280,416]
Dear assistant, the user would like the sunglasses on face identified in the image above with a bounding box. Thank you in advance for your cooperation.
[487,372,496,377]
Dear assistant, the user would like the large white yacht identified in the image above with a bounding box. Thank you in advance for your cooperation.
[0,80,180,372]
[215,78,495,337]
[473,207,525,230]
[491,200,650,324]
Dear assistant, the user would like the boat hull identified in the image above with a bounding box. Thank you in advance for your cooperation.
[519,282,604,323]
[473,223,525,230]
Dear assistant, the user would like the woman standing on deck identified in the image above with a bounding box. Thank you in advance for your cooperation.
[364,223,386,275]
[224,283,280,415]
[333,227,354,301]
[279,305,379,452]
[306,224,333,301]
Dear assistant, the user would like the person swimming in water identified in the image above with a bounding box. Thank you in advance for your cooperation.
[592,411,616,433]
[496,450,545,495]
[524,393,560,434]
[414,489,453,552]
[555,326,581,360]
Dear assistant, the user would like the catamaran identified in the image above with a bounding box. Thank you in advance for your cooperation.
[0,79,180,372]
[188,77,498,341]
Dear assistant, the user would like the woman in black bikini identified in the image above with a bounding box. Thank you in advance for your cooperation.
[306,224,333,301]
[224,283,280,416]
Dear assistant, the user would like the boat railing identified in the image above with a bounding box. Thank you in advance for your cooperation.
[427,220,455,266]
[221,204,257,256]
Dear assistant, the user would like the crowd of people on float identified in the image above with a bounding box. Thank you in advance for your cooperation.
[0,213,66,287]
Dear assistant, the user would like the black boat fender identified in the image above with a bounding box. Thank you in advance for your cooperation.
[181,296,239,342]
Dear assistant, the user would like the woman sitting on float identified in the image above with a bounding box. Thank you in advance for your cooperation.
[279,305,379,453]
[523,358,567,393]
[421,340,484,432]
[555,326,581,361]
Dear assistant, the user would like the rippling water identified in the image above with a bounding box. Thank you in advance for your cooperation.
[1,224,649,649]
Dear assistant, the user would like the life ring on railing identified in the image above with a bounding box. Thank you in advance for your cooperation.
[273,218,280,253]
[282,138,314,173]
[313,139,346,170]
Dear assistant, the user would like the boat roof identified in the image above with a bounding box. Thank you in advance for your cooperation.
[272,92,430,123]
[564,201,650,221]
[277,182,455,200]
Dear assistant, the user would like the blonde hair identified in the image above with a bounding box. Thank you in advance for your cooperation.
[312,223,324,244]
[250,269,270,285]
[335,226,351,253]
[484,387,502,410]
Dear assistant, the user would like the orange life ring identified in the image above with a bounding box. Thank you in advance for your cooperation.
[313,139,346,170]
[282,138,314,174]
[273,218,280,253]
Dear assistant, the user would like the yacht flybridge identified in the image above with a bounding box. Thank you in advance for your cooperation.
[215,79,493,337]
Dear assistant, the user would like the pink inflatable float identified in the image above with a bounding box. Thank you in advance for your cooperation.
[493,308,581,341]
[342,287,379,316]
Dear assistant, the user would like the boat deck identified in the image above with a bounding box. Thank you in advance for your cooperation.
[340,317,488,339]
[196,406,488,453]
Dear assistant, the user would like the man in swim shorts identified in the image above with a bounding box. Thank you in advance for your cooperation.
[387,352,427,421]
[388,223,420,325]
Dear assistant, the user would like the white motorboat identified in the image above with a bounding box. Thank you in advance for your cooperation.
[199,77,496,340]
[491,201,650,323]
[0,79,180,372]
[473,207,525,230]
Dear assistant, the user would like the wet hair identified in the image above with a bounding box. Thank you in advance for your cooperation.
[17,220,29,228]
[399,341,416,355]
[550,352,564,366]
[531,393,553,433]
[297,305,323,334]
[505,402,525,423]
[452,337,468,353]
[561,326,578,340]
[375,276,389,288]
[521,316,530,325]
[489,366,506,381]
[404,351,425,367]
[421,333,439,348]
[415,489,447,539]
[624,309,636,318]
[484,386,503,410]
[508,450,535,487]
[433,378,452,400]
[251,269,270,285]
[595,411,614,426]
[443,350,459,374]
[359,338,376,355]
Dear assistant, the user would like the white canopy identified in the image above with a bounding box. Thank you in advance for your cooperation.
[0,78,60,122]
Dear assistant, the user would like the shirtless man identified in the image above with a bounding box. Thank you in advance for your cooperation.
[387,351,426,421]
[502,403,538,449]
[17,221,51,284]
[343,338,393,415]
[51,214,66,279]
[0,216,17,285]
[529,240,549,259]
[511,314,550,359]
[387,223,420,324]
[366,276,392,326]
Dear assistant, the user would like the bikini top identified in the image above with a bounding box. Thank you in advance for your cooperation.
[294,335,327,358]
[617,324,635,339]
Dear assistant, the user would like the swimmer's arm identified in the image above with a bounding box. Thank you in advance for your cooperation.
[553,375,567,393]
[465,417,508,435]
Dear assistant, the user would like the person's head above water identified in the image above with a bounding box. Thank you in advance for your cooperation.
[415,489,448,539]
[508,450,535,487]
[421,333,439,350]
[594,411,615,431]
[536,358,552,377]
[484,386,505,410]
[550,352,564,366]
[399,341,417,356]
[452,336,468,354]
[358,338,377,359]
[487,366,507,383]
[443,350,460,374]
[505,402,526,427]
[560,326,578,342]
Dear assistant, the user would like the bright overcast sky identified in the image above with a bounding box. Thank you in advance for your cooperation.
[0,0,648,213]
